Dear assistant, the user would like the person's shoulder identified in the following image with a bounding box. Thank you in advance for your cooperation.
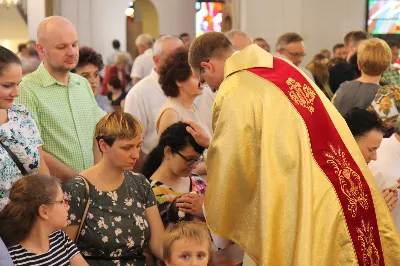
[127,75,155,95]
[20,69,42,88]
[9,104,30,116]
[49,230,68,241]
[62,176,88,191]
[125,171,149,184]
[338,80,358,90]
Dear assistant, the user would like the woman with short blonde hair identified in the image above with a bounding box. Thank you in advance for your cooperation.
[63,111,164,266]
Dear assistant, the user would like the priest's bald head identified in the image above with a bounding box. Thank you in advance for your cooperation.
[189,32,235,92]
[36,16,79,73]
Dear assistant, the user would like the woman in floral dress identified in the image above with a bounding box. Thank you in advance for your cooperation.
[0,46,49,209]
[63,112,164,266]
[142,122,206,227]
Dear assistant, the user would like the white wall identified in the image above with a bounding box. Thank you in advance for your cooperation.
[27,0,45,41]
[239,0,366,65]
[60,0,128,62]
[150,0,196,37]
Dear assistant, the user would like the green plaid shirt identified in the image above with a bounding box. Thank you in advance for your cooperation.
[15,62,101,172]
[382,66,400,86]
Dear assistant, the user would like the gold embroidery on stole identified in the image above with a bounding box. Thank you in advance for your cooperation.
[286,77,316,114]
[324,144,369,217]
[357,220,380,266]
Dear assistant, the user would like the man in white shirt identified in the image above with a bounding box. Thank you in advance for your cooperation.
[225,29,252,51]
[276,32,315,82]
[125,35,184,171]
[130,33,155,84]
[369,116,400,232]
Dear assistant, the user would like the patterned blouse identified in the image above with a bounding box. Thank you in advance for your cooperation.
[0,104,43,209]
[63,172,157,266]
[150,174,206,226]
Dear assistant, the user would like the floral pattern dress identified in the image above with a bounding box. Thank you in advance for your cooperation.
[63,172,157,266]
[150,173,206,226]
[0,104,43,209]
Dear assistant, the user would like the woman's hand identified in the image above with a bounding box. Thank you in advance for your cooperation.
[382,188,398,212]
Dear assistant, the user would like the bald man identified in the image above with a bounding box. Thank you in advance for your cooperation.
[15,16,102,181]
[225,29,252,51]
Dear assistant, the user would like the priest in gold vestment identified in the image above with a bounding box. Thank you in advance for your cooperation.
[188,32,400,266]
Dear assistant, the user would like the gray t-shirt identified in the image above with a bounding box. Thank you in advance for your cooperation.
[333,80,380,116]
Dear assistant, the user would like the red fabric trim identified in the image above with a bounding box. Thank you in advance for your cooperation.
[247,57,384,265]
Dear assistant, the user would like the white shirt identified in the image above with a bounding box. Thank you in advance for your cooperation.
[194,84,215,134]
[125,69,165,156]
[369,134,400,232]
[130,48,155,80]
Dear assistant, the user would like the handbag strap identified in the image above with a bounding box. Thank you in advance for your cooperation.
[0,140,28,175]
[75,176,91,243]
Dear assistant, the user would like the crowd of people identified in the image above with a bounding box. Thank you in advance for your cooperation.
[1,14,400,265]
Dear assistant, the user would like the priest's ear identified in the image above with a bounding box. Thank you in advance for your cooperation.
[200,61,213,73]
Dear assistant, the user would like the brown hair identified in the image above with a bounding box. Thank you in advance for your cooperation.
[0,46,21,76]
[95,111,143,150]
[0,174,60,246]
[344,31,371,46]
[357,38,391,76]
[189,32,233,71]
[276,32,303,51]
[163,221,212,263]
[159,47,191,97]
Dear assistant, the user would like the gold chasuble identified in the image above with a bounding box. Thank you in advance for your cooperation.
[205,44,400,266]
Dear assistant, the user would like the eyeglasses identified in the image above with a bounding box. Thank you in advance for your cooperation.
[286,51,307,58]
[52,199,69,207]
[176,151,204,166]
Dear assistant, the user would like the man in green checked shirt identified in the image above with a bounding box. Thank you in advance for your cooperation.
[15,16,102,182]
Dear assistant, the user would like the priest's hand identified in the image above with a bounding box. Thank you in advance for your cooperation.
[382,188,398,212]
[176,193,205,218]
[183,120,211,148]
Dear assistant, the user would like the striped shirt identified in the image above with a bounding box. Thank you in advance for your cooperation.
[8,230,79,266]
[15,62,102,172]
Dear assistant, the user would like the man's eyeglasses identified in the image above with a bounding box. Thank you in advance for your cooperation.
[286,51,307,58]
[176,151,204,166]
[52,199,69,207]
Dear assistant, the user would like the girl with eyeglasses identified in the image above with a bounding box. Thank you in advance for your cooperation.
[143,122,206,228]
[0,174,87,265]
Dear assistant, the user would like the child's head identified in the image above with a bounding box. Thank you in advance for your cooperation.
[163,221,211,266]
[357,38,391,76]
[0,174,67,246]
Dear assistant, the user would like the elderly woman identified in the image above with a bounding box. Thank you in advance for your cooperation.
[63,112,164,266]
[0,46,49,209]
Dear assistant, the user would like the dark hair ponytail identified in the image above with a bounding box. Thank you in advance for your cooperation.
[142,122,205,178]
[0,174,60,247]
[142,146,164,178]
